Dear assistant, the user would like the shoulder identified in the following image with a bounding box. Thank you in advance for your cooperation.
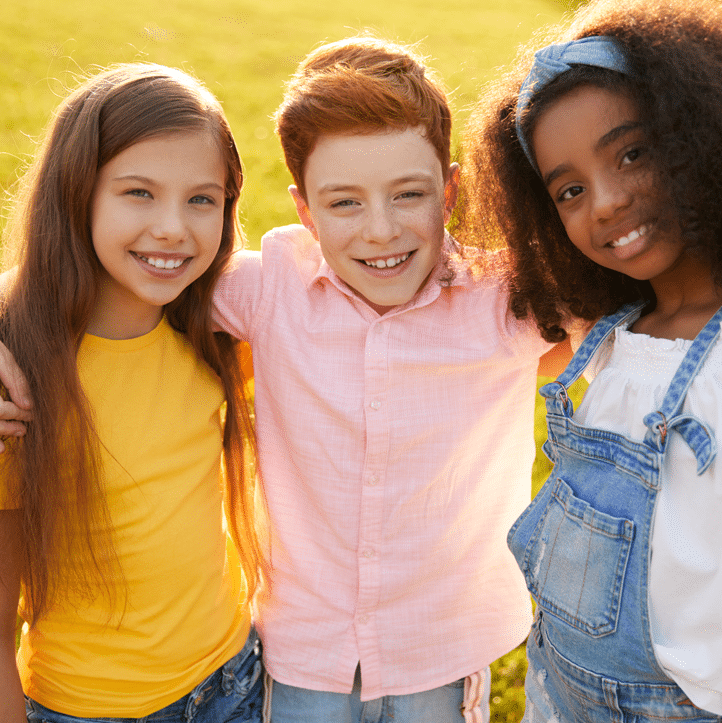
[442,246,551,358]
[258,224,324,284]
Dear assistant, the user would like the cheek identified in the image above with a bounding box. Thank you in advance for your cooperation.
[203,211,227,249]
[554,208,585,248]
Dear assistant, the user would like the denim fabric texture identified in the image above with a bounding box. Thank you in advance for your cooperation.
[25,629,263,723]
[508,303,722,722]
[268,665,484,723]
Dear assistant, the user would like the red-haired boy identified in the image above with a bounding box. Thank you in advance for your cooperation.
[211,37,562,722]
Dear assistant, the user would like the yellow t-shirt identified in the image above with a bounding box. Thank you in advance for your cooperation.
[12,319,250,716]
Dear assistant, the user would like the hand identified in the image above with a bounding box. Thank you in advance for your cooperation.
[0,342,32,452]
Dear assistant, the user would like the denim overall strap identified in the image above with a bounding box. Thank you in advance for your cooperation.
[642,305,722,473]
[540,302,646,418]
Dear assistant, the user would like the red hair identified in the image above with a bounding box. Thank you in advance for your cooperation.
[275,36,452,199]
[2,63,262,624]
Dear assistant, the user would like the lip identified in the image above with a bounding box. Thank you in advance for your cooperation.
[356,250,415,275]
[131,251,192,278]
[600,222,654,261]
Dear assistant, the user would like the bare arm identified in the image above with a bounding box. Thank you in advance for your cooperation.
[0,509,25,723]
[537,338,573,378]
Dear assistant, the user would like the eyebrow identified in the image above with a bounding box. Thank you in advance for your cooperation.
[543,121,643,188]
[318,173,436,195]
[596,121,642,151]
[113,174,225,193]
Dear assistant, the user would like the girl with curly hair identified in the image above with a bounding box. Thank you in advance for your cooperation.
[459,0,722,720]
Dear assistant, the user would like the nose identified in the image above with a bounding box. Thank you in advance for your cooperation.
[361,201,400,244]
[150,201,187,243]
[591,173,633,223]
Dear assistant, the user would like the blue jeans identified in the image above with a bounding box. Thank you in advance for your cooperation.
[268,665,490,723]
[25,629,263,723]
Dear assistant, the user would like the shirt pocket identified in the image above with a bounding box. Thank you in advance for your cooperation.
[519,476,635,638]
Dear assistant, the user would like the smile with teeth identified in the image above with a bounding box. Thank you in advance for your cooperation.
[609,224,650,248]
[135,253,187,270]
[361,252,411,269]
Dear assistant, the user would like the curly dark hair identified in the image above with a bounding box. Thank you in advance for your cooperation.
[455,0,722,342]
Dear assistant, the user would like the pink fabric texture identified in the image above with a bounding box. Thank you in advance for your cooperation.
[213,225,550,701]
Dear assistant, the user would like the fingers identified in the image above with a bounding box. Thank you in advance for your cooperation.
[0,399,32,424]
[0,400,32,453]
[0,342,32,410]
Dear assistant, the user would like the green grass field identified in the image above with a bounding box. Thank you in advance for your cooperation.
[4,0,587,719]
[1,0,583,245]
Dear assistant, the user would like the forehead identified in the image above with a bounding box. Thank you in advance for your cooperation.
[532,85,639,170]
[303,127,444,190]
[108,130,225,168]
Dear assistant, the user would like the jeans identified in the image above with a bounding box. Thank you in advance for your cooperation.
[267,665,490,723]
[25,629,263,723]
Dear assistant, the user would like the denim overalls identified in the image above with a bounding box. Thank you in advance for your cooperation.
[508,302,722,723]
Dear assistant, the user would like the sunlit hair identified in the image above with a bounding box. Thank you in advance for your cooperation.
[456,0,722,342]
[274,35,452,199]
[2,63,261,624]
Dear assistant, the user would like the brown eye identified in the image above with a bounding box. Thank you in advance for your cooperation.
[558,185,584,203]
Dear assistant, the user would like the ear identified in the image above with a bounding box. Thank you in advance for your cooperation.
[443,163,460,225]
[289,186,318,240]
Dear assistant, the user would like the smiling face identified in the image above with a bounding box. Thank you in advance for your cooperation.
[90,130,226,339]
[290,127,458,315]
[532,85,684,283]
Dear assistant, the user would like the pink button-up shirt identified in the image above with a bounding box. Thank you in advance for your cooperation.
[213,225,551,700]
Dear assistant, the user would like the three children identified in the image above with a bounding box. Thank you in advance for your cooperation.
[13,7,716,719]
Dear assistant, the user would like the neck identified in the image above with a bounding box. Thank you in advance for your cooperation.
[87,298,163,340]
[633,253,722,340]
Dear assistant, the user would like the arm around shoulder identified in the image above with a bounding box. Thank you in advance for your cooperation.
[0,509,25,723]
[537,338,573,378]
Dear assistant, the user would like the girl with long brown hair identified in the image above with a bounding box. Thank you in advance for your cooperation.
[0,64,263,722]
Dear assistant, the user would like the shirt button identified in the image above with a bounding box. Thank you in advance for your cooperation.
[370,400,381,410]
[362,549,375,558]
[368,473,379,486]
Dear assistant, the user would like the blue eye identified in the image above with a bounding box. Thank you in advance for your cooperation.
[127,188,151,198]
[190,195,215,205]
[330,199,357,209]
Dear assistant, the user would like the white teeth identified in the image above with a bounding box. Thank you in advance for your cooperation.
[138,255,184,269]
[362,252,411,269]
[612,224,648,248]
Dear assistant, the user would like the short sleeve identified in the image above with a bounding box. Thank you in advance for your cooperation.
[212,250,264,342]
[502,303,554,360]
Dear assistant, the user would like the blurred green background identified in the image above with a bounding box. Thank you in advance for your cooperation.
[1,0,584,246]
[4,0,588,719]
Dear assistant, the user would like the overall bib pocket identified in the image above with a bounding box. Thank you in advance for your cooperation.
[518,477,635,637]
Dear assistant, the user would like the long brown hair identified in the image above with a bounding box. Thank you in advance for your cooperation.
[456,0,722,341]
[2,63,261,625]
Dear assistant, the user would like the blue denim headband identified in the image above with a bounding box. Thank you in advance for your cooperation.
[516,36,633,174]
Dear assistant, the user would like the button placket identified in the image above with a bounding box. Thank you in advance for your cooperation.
[356,320,391,686]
